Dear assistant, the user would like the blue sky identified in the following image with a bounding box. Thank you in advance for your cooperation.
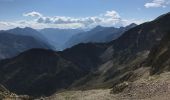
[0,0,169,29]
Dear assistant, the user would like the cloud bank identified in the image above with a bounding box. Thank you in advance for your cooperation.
[0,10,144,30]
[23,10,123,28]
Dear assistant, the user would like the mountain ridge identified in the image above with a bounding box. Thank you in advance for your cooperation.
[65,24,137,48]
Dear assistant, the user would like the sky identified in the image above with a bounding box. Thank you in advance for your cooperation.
[0,0,169,30]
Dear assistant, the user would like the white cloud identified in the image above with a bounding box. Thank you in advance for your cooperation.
[23,10,132,28]
[0,10,145,30]
[23,11,43,17]
[144,0,169,8]
[104,10,120,18]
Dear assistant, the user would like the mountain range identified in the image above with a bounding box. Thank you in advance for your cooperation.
[65,23,137,48]
[0,12,170,99]
[0,23,136,60]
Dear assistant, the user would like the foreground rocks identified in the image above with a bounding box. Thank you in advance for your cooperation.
[39,72,170,100]
[0,84,31,100]
[111,82,129,94]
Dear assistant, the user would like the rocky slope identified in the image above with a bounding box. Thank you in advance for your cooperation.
[43,72,170,100]
[145,30,170,74]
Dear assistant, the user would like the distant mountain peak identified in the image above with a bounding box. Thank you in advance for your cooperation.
[129,23,137,26]
[92,25,105,31]
[126,23,137,28]
[24,27,35,30]
[12,27,37,32]
[154,12,170,21]
[95,25,103,28]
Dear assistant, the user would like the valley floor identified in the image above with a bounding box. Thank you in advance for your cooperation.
[40,72,170,100]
